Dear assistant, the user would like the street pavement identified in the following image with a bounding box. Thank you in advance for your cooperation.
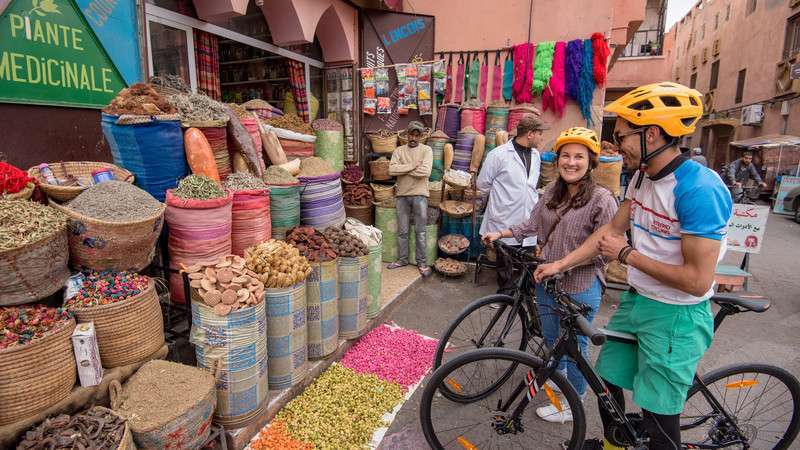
[378,212,800,449]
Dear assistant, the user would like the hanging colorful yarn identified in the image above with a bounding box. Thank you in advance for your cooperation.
[468,57,481,100]
[503,56,514,102]
[543,41,567,118]
[578,39,596,126]
[592,32,611,86]
[454,59,466,103]
[565,39,583,101]
[531,41,555,96]
[512,43,535,103]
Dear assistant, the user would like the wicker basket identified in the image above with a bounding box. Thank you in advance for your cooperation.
[428,182,443,207]
[435,257,467,277]
[368,132,398,153]
[439,200,473,218]
[369,159,391,180]
[0,223,70,306]
[370,183,395,202]
[28,162,135,203]
[68,280,165,368]
[345,203,374,225]
[3,182,34,201]
[0,318,77,426]
[438,234,470,256]
[341,174,364,185]
[50,201,165,272]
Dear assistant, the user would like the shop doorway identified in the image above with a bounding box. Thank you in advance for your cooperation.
[146,15,197,91]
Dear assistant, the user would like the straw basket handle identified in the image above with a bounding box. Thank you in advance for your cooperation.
[109,380,123,410]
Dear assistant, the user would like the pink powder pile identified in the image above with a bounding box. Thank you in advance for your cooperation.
[340,324,439,390]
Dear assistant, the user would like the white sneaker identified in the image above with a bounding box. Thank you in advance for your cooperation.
[536,403,573,423]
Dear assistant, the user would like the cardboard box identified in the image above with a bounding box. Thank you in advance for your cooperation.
[72,322,103,387]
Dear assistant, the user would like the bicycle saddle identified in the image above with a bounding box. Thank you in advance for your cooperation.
[711,292,770,313]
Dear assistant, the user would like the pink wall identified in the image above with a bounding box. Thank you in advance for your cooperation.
[403,0,647,147]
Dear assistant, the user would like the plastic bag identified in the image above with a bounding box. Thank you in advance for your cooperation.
[363,98,376,115]
[396,64,411,83]
[375,67,389,81]
[376,80,390,97]
[418,64,432,82]
[403,78,418,109]
[377,97,391,115]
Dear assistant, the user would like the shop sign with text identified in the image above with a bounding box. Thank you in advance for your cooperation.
[0,0,127,108]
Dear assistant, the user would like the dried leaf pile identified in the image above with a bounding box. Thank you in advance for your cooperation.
[0,200,66,251]
[286,226,336,262]
[102,83,176,116]
[17,406,127,450]
[168,93,229,123]
[149,74,190,93]
[264,166,299,185]
[228,103,253,120]
[173,175,226,200]
[185,254,264,316]
[245,240,312,288]
[223,172,268,191]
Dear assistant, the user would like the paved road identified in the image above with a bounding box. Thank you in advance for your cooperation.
[379,212,800,449]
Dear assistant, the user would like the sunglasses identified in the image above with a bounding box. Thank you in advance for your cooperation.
[612,128,643,147]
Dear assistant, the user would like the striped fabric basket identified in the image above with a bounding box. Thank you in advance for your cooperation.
[306,259,339,359]
[337,255,369,339]
[264,281,308,390]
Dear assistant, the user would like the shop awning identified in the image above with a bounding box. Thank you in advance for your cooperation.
[730,134,800,149]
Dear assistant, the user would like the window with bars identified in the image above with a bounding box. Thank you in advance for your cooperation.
[701,23,706,40]
[735,69,746,103]
[690,72,698,89]
[715,13,720,30]
[785,14,800,59]
[710,60,720,90]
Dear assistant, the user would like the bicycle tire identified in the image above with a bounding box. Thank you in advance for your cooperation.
[420,347,586,450]
[433,295,530,402]
[681,363,800,449]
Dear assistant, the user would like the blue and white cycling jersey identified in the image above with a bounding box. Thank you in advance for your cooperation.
[625,156,733,305]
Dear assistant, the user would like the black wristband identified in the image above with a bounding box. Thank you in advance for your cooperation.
[617,245,632,264]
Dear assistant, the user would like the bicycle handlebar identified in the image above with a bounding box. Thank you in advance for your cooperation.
[576,314,606,345]
[544,274,607,346]
[492,240,545,264]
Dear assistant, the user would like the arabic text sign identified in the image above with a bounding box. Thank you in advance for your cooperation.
[727,204,769,254]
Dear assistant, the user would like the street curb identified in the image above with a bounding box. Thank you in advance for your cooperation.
[228,272,426,449]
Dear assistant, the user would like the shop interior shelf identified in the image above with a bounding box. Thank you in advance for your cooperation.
[221,77,290,86]
[220,56,285,65]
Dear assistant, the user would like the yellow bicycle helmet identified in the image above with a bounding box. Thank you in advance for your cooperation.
[554,127,601,155]
[605,82,703,137]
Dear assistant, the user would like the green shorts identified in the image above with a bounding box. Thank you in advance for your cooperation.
[595,291,714,415]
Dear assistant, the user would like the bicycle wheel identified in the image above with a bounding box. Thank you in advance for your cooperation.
[420,348,586,450]
[681,363,800,449]
[433,295,542,402]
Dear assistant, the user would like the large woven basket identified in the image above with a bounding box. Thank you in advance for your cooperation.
[345,203,374,225]
[68,280,165,368]
[50,201,165,272]
[370,183,395,202]
[368,132,398,153]
[0,318,77,426]
[428,182,443,207]
[3,182,34,200]
[28,162,135,203]
[369,159,391,180]
[0,222,70,306]
[439,200,473,218]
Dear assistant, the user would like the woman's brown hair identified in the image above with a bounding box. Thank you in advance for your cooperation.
[545,146,599,211]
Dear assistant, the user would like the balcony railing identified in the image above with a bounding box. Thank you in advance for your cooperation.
[621,29,664,58]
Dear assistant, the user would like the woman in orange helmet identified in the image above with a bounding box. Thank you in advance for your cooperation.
[484,127,618,423]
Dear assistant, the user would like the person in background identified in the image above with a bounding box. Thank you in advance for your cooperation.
[477,113,548,296]
[387,121,433,277]
[727,151,767,195]
[691,147,708,167]
[483,127,618,423]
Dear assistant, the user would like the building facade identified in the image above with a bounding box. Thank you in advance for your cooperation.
[667,0,800,173]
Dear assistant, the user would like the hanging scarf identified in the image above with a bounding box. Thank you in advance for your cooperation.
[578,39,596,126]
[543,41,566,118]
[468,54,481,99]
[503,52,514,102]
[565,39,583,102]
[592,32,611,86]
[532,41,555,97]
[454,55,466,104]
[479,52,489,103]
[491,51,503,102]
[512,43,535,103]
[444,58,453,103]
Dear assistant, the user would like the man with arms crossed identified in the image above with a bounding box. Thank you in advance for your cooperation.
[536,82,733,450]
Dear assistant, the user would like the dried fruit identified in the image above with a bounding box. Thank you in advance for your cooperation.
[0,200,66,251]
[245,240,312,289]
[286,226,336,263]
[0,305,72,350]
[323,226,367,258]
[188,254,263,315]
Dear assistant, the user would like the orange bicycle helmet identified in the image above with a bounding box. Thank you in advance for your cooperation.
[554,127,601,155]
[605,82,703,137]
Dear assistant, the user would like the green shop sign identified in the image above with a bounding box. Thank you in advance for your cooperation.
[0,0,127,108]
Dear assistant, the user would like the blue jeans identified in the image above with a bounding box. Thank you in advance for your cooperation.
[535,277,602,397]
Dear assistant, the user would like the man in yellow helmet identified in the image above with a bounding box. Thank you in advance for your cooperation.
[536,82,733,449]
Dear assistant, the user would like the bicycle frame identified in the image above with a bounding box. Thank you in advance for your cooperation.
[492,289,752,449]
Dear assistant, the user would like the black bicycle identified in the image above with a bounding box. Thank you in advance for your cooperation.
[420,276,800,449]
[432,241,549,402]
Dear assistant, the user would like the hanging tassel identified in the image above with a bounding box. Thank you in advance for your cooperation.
[503,53,514,102]
[469,54,481,99]
[592,32,611,86]
[445,54,454,103]
[513,43,535,103]
[532,41,555,97]
[578,39,596,126]
[543,41,566,118]
[565,39,583,102]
